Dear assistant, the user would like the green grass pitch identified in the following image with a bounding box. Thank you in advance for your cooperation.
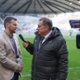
[18,36,80,80]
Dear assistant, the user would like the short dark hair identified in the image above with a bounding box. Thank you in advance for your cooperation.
[39,17,52,30]
[4,16,17,28]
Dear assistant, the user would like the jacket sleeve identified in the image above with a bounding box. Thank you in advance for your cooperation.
[26,42,34,55]
[55,37,68,80]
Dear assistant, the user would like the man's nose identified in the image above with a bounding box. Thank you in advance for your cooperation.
[36,27,39,30]
[15,26,18,30]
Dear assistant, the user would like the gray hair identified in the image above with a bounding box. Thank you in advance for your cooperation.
[39,17,52,30]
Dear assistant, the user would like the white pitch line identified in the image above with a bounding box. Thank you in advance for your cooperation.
[21,74,31,77]
[69,67,80,70]
[21,67,80,77]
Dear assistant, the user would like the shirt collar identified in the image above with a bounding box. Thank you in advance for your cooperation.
[44,30,52,39]
[4,31,13,39]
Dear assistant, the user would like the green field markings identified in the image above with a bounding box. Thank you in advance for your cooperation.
[20,66,80,78]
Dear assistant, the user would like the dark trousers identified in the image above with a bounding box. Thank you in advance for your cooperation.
[11,72,20,80]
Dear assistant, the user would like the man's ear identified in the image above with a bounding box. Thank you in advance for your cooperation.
[6,23,9,28]
[46,25,49,30]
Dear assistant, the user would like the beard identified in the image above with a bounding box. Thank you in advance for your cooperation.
[10,28,16,34]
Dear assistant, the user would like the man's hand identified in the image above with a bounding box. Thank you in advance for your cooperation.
[17,64,23,72]
[22,42,29,48]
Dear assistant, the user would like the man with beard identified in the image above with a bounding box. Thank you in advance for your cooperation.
[0,17,23,80]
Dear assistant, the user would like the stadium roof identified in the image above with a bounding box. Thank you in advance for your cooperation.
[0,0,80,15]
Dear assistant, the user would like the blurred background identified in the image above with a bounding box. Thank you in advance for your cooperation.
[0,0,80,80]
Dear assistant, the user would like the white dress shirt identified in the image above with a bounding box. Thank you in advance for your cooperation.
[42,30,52,43]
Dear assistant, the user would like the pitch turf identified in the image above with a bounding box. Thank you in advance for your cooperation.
[18,36,80,80]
